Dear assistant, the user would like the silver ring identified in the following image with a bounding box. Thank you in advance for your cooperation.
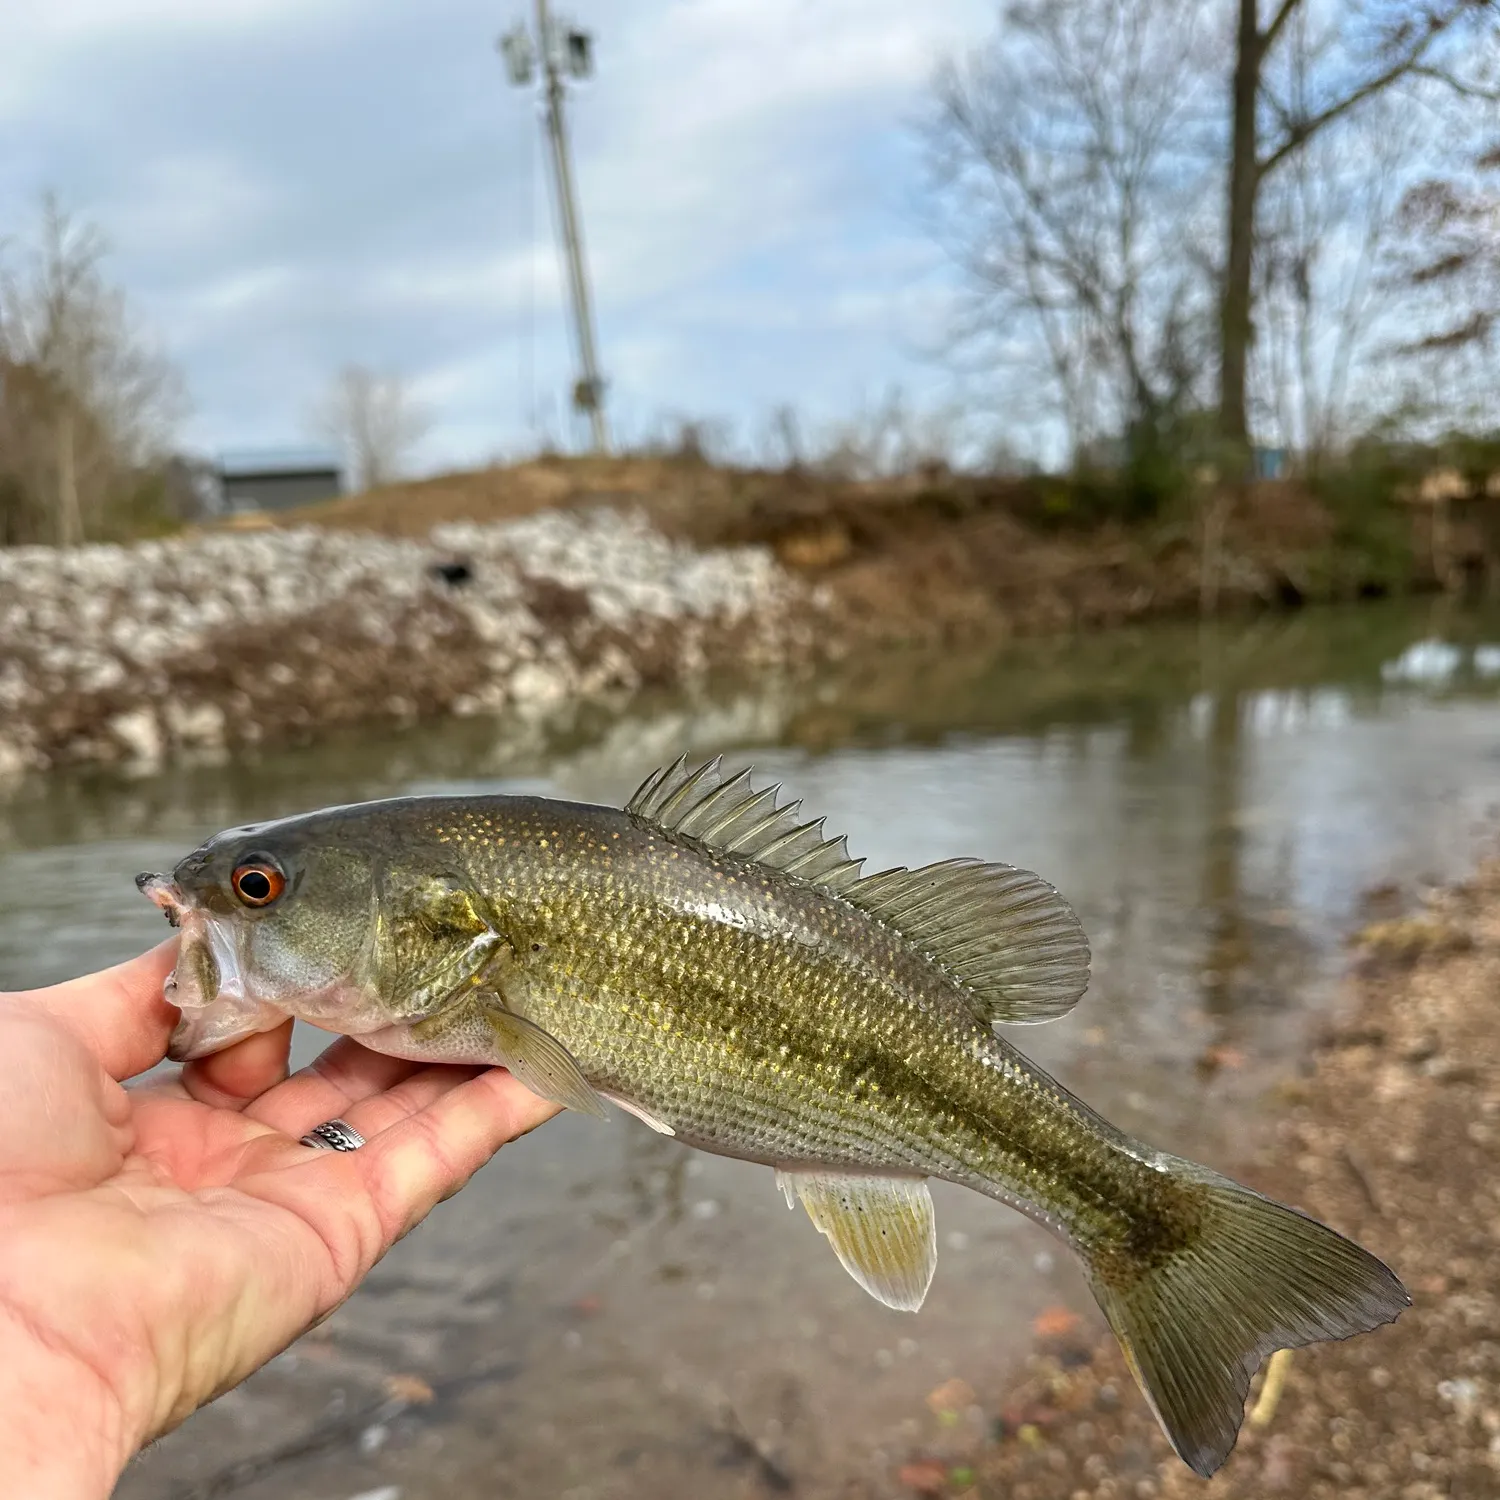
[299,1118,366,1152]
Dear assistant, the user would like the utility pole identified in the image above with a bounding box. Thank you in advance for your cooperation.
[500,3,609,455]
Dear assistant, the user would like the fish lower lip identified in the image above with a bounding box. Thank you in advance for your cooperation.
[138,873,188,927]
[167,1016,197,1061]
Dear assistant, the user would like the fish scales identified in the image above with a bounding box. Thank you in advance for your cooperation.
[139,761,1409,1479]
[437,799,1145,1239]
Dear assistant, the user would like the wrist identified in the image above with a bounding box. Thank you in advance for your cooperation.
[0,1307,137,1500]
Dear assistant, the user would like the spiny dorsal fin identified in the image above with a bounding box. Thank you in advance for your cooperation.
[626,758,1090,1024]
[626,755,865,894]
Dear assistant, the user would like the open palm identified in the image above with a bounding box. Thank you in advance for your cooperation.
[0,941,559,1498]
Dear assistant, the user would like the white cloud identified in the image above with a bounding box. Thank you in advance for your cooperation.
[568,0,987,305]
[108,152,283,259]
[0,0,351,119]
[2,0,991,469]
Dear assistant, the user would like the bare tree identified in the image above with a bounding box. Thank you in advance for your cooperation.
[1220,0,1500,451]
[1377,145,1500,434]
[1252,66,1416,463]
[0,194,183,545]
[311,365,430,492]
[807,388,967,481]
[924,0,1219,468]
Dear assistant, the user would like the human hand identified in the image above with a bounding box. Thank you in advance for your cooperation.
[0,942,561,1499]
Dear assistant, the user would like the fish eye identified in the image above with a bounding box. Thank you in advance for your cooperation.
[231,858,286,908]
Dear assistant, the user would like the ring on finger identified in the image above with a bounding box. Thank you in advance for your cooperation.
[299,1117,367,1152]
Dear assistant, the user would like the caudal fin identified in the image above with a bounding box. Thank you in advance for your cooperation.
[1086,1163,1409,1477]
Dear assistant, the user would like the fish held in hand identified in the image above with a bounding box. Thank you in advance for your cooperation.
[137,757,1408,1476]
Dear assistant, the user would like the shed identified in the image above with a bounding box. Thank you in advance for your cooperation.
[215,450,344,514]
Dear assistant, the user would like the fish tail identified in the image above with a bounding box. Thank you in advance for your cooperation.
[1082,1159,1409,1477]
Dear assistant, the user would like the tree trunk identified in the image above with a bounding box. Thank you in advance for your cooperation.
[1219,0,1262,456]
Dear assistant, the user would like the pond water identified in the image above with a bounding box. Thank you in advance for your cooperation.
[5,599,1500,1500]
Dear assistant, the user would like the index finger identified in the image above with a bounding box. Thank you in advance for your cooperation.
[18,938,181,1081]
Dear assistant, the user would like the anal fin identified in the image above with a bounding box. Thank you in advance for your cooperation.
[776,1170,937,1312]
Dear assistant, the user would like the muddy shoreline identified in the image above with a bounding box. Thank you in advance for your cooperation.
[883,867,1499,1500]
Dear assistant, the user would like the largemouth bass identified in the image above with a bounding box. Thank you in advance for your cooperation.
[137,757,1407,1476]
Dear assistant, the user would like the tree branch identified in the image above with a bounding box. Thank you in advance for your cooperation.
[1260,53,1430,178]
[1261,0,1306,58]
[1408,63,1500,102]
[1259,3,1498,179]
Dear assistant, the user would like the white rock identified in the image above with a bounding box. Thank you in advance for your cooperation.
[509,661,571,707]
[0,738,29,779]
[108,708,164,763]
[164,700,227,748]
[0,507,821,771]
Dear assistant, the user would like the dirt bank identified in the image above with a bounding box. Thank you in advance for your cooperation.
[272,454,1485,646]
[882,867,1499,1500]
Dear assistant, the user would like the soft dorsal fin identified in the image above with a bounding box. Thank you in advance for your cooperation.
[842,858,1090,1024]
[626,758,1092,1025]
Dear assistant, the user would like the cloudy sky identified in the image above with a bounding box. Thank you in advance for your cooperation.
[2,0,994,472]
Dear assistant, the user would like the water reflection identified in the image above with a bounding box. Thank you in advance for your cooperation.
[6,598,1500,1499]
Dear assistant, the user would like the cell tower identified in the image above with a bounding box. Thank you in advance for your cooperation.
[500,3,609,455]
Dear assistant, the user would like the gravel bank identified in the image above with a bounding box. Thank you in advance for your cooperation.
[884,868,1498,1500]
[0,510,826,774]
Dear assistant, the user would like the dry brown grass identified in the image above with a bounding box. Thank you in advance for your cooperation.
[250,456,1438,651]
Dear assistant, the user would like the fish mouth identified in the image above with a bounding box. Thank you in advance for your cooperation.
[138,870,256,1060]
[137,871,186,926]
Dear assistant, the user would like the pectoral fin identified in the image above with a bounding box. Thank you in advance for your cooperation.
[776,1170,937,1312]
[479,1002,608,1119]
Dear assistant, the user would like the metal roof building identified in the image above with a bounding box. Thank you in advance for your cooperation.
[215,449,344,514]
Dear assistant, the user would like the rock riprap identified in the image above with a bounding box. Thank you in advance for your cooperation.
[0,510,823,775]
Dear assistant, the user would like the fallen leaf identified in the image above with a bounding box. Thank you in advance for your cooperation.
[1247,1348,1293,1428]
[382,1373,435,1405]
[897,1458,948,1493]
[1031,1305,1081,1340]
[926,1377,975,1415]
[1195,1044,1247,1078]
